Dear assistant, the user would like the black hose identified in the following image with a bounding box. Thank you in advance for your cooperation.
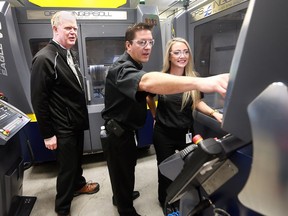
[23,130,35,170]
[187,199,212,216]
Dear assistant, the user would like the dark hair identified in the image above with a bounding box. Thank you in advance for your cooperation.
[125,22,153,42]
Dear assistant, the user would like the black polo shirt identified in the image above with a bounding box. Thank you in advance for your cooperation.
[101,52,150,130]
[156,93,193,130]
[155,92,204,130]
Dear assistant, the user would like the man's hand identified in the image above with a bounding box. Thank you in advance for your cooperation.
[44,135,57,150]
[198,73,229,97]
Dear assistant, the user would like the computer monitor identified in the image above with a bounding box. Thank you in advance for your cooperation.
[222,0,288,143]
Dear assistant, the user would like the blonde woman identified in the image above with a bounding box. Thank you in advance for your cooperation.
[152,37,223,210]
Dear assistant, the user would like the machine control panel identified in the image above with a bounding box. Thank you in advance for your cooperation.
[0,99,30,145]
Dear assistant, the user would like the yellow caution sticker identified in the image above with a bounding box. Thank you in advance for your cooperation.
[26,113,37,122]
[29,0,127,8]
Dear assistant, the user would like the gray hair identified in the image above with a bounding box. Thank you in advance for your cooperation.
[51,11,76,27]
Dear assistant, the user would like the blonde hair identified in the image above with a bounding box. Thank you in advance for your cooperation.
[162,37,201,109]
[51,11,76,28]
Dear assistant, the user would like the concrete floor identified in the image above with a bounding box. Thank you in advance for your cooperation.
[23,146,164,216]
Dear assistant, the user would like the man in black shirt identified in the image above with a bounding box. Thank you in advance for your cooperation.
[101,23,228,216]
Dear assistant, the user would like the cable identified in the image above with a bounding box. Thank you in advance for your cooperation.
[187,198,212,216]
[159,0,182,16]
[23,129,35,170]
[163,200,180,216]
[167,7,185,18]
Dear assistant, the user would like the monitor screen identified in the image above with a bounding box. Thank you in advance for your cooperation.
[222,0,288,142]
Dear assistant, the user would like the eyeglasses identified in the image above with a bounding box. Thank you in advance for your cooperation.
[170,50,190,57]
[131,39,155,47]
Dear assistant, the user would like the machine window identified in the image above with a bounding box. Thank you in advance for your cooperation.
[193,9,246,108]
[29,38,50,57]
[29,38,79,57]
[85,37,125,101]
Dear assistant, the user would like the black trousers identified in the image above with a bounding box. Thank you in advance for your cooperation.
[153,123,189,206]
[55,132,86,215]
[102,130,138,216]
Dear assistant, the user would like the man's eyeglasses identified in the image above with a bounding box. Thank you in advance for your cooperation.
[170,50,190,57]
[131,39,155,47]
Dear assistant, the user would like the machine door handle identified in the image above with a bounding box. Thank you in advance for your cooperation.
[86,79,91,102]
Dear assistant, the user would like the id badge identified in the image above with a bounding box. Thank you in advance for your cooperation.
[186,132,192,144]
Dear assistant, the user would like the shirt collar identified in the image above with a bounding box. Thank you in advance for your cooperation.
[52,39,69,51]
[124,51,143,70]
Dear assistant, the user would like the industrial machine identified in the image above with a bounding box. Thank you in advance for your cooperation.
[160,0,250,139]
[160,0,288,215]
[0,98,36,216]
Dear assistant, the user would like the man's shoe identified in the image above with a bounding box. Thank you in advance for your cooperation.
[57,212,71,216]
[74,182,100,197]
[112,191,140,206]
